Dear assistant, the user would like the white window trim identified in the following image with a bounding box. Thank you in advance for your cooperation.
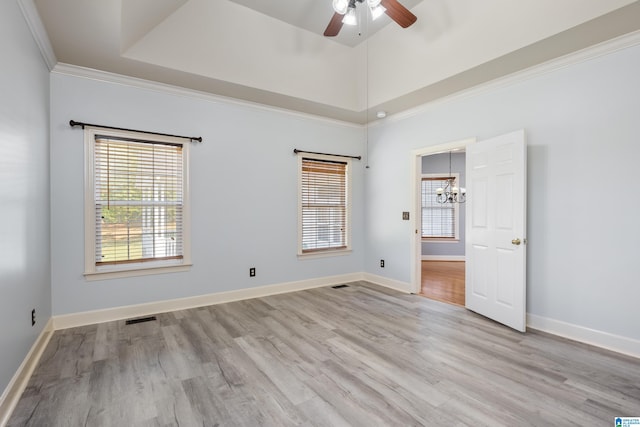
[297,152,352,258]
[83,126,192,279]
[421,173,460,242]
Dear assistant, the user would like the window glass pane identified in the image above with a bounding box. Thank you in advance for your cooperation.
[94,137,183,265]
[422,178,456,238]
[301,158,347,253]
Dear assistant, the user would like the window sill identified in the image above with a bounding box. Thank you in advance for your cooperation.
[85,263,192,281]
[298,249,352,260]
[422,238,460,243]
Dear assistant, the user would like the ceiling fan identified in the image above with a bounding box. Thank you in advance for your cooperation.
[324,0,417,37]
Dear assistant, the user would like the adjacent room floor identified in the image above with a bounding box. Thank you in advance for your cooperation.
[421,260,465,306]
[9,282,640,426]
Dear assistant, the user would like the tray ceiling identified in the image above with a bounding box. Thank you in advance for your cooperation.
[33,0,640,123]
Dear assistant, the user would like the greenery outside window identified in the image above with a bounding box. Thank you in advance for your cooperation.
[84,127,191,278]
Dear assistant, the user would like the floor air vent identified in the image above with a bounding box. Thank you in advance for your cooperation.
[125,316,157,325]
[332,284,349,289]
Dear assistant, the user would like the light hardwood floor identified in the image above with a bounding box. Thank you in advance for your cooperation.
[421,260,465,306]
[9,282,640,426]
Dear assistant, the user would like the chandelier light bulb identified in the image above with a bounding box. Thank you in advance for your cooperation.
[332,0,349,15]
[435,154,466,204]
[367,0,382,7]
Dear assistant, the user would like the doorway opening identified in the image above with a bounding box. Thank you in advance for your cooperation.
[410,138,475,306]
[411,131,527,331]
[420,150,466,306]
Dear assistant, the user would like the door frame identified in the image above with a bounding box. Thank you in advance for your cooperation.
[410,137,476,294]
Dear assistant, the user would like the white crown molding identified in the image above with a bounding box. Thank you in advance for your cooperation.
[527,313,640,360]
[51,63,362,129]
[387,29,640,124]
[17,0,57,70]
[0,318,54,426]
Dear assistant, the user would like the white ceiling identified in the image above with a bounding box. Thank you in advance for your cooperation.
[228,0,424,47]
[34,0,640,123]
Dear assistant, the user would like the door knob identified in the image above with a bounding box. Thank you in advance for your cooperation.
[511,238,521,245]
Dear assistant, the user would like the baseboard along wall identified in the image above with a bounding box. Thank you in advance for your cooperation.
[0,318,54,427]
[421,255,466,261]
[526,313,640,360]
[2,273,639,427]
[53,272,365,330]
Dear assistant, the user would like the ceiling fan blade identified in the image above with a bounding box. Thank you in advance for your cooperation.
[324,12,344,37]
[381,0,417,28]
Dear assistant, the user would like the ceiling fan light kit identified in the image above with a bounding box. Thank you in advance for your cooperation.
[332,0,349,15]
[370,4,386,20]
[343,8,358,25]
[324,0,417,37]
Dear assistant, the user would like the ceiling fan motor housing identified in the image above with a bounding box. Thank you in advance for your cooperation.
[326,0,417,36]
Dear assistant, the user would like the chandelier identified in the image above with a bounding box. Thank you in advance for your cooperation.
[436,151,466,204]
[332,0,386,26]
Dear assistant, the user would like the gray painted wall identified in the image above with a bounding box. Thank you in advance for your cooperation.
[50,73,365,315]
[421,152,466,257]
[3,0,639,395]
[0,1,51,396]
[365,41,640,341]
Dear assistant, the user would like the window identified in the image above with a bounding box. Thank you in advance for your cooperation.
[84,127,191,278]
[298,154,351,256]
[422,174,459,240]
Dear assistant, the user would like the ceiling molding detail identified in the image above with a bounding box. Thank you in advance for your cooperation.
[120,0,189,52]
[52,26,640,130]
[17,0,57,70]
[51,63,362,129]
[386,29,640,124]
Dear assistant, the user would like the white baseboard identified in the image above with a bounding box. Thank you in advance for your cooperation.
[363,273,415,294]
[5,276,639,427]
[527,314,640,359]
[53,273,364,330]
[421,255,466,261]
[0,318,54,427]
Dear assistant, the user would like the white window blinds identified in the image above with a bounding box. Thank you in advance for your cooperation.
[301,158,347,253]
[94,137,183,265]
[422,177,456,238]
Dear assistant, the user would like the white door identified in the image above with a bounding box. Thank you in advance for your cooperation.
[465,130,527,332]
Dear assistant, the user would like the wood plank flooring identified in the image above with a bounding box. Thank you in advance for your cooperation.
[421,261,465,306]
[9,282,640,426]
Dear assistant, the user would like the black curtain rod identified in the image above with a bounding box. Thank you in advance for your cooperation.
[69,120,202,143]
[293,149,361,160]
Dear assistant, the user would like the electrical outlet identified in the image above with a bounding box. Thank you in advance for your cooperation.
[31,309,36,326]
[249,267,256,277]
[402,211,410,220]
[380,259,385,268]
